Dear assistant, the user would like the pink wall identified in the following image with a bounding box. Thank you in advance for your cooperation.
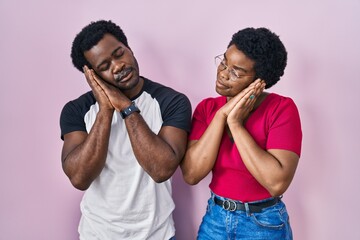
[1,0,359,239]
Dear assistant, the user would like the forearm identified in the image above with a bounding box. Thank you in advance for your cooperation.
[124,113,183,182]
[181,112,226,185]
[62,110,114,190]
[229,123,289,196]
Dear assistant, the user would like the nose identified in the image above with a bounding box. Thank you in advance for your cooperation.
[218,67,230,80]
[112,59,125,74]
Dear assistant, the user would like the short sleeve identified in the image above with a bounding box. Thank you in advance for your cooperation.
[189,100,209,140]
[59,92,95,140]
[59,101,87,140]
[161,93,192,133]
[189,97,224,140]
[266,98,302,156]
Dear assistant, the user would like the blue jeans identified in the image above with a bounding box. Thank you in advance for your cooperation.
[197,192,293,240]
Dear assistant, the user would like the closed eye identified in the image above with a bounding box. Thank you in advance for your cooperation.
[113,48,125,58]
[230,69,241,78]
[98,62,110,72]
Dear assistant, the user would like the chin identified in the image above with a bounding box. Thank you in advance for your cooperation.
[216,88,238,98]
[215,87,228,97]
[119,75,140,90]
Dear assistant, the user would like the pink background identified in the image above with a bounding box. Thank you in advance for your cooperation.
[1,0,359,239]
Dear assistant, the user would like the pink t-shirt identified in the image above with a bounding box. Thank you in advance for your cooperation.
[189,93,302,202]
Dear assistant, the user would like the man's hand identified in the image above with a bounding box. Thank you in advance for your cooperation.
[84,66,132,112]
[83,66,115,111]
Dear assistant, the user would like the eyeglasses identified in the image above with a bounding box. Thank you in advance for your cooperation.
[215,54,254,81]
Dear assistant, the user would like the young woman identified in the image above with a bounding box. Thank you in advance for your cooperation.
[181,28,302,239]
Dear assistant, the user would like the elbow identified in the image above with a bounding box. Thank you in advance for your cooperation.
[150,169,175,183]
[69,175,91,191]
[62,164,92,191]
[72,183,90,191]
[180,163,204,185]
[152,175,170,183]
[181,170,202,185]
[184,176,201,185]
[267,182,290,197]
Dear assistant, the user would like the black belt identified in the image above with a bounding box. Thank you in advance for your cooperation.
[214,197,280,213]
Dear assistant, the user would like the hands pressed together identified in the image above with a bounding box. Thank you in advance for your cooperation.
[81,66,187,183]
[83,66,131,112]
[220,79,266,125]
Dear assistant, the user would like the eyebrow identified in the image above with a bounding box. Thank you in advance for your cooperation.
[223,53,249,73]
[96,46,123,69]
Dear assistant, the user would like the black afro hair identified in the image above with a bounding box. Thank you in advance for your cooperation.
[228,28,287,89]
[71,20,130,72]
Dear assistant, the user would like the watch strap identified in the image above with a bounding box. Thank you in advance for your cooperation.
[120,102,140,119]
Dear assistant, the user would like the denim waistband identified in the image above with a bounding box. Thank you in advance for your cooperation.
[211,192,281,213]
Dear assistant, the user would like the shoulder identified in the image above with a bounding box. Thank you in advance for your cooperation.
[60,91,96,117]
[60,91,95,139]
[262,93,298,112]
[142,77,191,108]
[63,91,95,108]
[195,96,226,111]
[260,93,301,125]
[143,77,187,98]
[140,77,192,131]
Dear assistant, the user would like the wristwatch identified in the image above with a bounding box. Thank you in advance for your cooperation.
[120,102,140,119]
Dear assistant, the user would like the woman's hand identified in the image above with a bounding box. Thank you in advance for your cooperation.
[227,79,265,125]
[217,80,258,119]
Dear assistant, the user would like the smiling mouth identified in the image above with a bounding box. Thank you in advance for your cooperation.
[114,68,132,82]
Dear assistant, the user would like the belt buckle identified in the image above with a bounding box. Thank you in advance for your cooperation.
[223,199,237,211]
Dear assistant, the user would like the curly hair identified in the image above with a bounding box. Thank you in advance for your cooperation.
[71,20,130,72]
[228,28,287,89]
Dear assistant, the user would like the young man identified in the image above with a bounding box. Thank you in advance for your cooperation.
[60,20,191,240]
